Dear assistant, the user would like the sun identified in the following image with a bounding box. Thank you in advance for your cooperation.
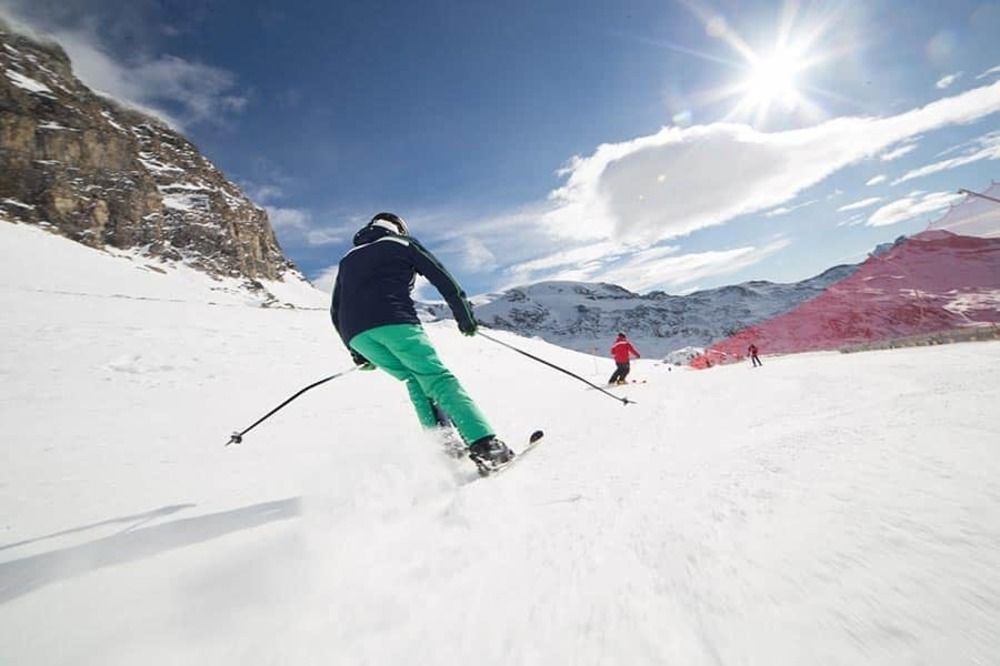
[744,48,802,107]
[716,38,829,127]
[681,6,838,127]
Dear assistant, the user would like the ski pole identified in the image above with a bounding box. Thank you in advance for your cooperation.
[478,331,634,405]
[226,367,358,446]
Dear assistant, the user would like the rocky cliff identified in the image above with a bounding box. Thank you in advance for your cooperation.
[0,22,294,283]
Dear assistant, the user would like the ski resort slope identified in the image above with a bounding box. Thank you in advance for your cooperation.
[2,222,1000,665]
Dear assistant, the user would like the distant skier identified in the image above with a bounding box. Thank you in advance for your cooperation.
[609,332,640,384]
[748,343,762,367]
[330,212,514,472]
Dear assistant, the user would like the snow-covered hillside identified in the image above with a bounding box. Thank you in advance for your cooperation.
[3,221,1000,665]
[0,221,325,309]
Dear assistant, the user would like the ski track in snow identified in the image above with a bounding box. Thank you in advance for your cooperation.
[2,222,1000,665]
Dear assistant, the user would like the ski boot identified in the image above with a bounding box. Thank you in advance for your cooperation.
[467,436,515,476]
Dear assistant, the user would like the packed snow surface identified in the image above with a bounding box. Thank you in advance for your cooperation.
[2,221,999,665]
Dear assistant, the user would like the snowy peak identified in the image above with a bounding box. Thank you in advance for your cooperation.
[435,266,857,358]
[0,22,294,284]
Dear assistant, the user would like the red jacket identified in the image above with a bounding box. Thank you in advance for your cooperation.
[611,338,640,363]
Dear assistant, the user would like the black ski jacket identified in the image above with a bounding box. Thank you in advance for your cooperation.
[330,226,476,347]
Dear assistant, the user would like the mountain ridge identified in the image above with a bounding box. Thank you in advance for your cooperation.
[421,263,858,358]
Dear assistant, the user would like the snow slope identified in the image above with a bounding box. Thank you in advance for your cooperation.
[2,221,1000,665]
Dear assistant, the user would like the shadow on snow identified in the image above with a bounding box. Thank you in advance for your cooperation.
[0,498,301,604]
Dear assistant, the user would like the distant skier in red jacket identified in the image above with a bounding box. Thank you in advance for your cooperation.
[609,332,640,384]
[748,343,762,367]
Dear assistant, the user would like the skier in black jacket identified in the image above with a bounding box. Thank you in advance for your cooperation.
[331,212,513,472]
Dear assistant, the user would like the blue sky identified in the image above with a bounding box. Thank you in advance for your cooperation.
[2,0,999,297]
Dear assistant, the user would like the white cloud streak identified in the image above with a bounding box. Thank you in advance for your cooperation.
[866,191,963,227]
[976,64,1000,80]
[893,132,1000,184]
[935,72,962,89]
[502,238,790,293]
[879,143,918,161]
[598,238,791,291]
[544,81,1000,244]
[305,229,342,246]
[502,240,629,286]
[837,196,883,212]
[764,198,818,217]
[865,175,887,186]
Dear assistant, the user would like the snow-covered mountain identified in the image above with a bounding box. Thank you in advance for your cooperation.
[0,21,296,292]
[423,265,856,358]
[4,204,1000,666]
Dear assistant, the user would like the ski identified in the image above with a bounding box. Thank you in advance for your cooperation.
[473,430,545,478]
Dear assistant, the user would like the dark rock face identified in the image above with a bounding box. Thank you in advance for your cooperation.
[0,23,294,281]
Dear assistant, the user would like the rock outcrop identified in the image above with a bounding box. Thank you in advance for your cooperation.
[0,21,294,282]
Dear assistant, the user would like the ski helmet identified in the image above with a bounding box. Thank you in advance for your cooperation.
[369,212,409,236]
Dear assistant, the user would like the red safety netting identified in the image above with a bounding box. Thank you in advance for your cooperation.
[927,182,1000,238]
[691,226,1000,368]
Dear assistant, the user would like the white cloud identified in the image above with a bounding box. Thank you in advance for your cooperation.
[454,237,498,272]
[0,8,245,129]
[976,64,1000,80]
[310,265,338,293]
[935,72,962,89]
[865,175,887,186]
[867,191,963,227]
[243,184,285,205]
[764,199,818,217]
[405,203,562,280]
[266,206,310,232]
[597,240,791,291]
[837,196,883,212]
[544,81,1000,244]
[265,206,344,247]
[305,229,342,246]
[502,238,790,293]
[836,213,867,228]
[893,132,1000,184]
[502,240,629,286]
[879,143,918,161]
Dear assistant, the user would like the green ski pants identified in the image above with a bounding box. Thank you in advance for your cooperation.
[349,324,494,444]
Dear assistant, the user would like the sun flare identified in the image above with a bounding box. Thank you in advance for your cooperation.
[685,5,838,127]
[745,49,802,106]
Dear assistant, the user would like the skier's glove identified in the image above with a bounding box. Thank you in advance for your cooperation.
[458,318,478,337]
[351,350,375,371]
